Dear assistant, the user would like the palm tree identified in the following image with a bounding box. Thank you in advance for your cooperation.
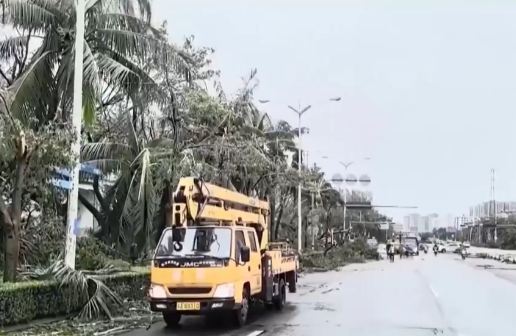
[80,111,180,255]
[1,0,191,124]
[0,0,191,281]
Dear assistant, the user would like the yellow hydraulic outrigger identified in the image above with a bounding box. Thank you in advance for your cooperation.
[171,177,270,250]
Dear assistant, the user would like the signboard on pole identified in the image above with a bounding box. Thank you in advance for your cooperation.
[380,222,389,230]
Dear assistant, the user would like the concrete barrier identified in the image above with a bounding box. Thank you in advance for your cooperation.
[469,246,516,263]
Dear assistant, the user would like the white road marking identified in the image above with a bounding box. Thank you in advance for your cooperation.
[246,330,265,336]
[429,285,439,298]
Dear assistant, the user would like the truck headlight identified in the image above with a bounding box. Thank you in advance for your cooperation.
[213,283,234,298]
[149,284,167,299]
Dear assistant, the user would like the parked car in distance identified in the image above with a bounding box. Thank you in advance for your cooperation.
[404,244,418,256]
[402,237,419,256]
[437,242,447,253]
[447,242,461,253]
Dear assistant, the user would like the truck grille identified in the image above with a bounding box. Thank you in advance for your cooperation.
[168,287,212,295]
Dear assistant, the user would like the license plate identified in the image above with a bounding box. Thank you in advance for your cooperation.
[176,302,200,311]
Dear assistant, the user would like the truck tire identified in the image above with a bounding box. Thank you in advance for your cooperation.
[233,287,249,327]
[288,272,297,293]
[163,312,181,327]
[273,279,286,311]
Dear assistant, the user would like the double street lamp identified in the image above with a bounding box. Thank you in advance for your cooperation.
[259,98,341,253]
[288,105,311,254]
[327,157,371,233]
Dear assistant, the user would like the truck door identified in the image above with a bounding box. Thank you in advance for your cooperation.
[247,230,261,294]
[235,230,251,292]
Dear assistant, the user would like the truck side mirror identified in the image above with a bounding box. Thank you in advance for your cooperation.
[240,246,250,263]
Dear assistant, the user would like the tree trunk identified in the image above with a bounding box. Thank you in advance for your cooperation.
[3,158,26,282]
[274,205,284,240]
[162,180,173,227]
[269,197,275,242]
[303,215,308,249]
[4,224,19,282]
[1,202,15,282]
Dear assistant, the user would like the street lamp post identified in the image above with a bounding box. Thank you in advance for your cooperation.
[288,105,312,253]
[340,161,354,233]
[259,98,341,253]
[64,0,86,269]
[327,157,371,240]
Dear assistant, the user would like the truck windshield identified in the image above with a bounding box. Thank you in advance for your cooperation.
[155,227,232,259]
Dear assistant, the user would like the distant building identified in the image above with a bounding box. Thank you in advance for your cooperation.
[402,215,410,232]
[392,223,403,233]
[410,216,419,233]
[429,214,439,232]
[469,201,516,219]
[402,213,447,234]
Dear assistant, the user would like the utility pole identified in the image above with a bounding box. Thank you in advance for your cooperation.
[491,168,497,242]
[288,104,312,254]
[64,0,86,269]
[311,192,315,250]
[340,161,354,233]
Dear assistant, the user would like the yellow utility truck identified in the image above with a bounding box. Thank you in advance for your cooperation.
[148,177,298,327]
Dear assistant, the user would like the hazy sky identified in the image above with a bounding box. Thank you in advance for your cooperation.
[153,0,516,220]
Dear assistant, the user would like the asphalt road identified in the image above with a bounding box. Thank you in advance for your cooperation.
[125,253,516,336]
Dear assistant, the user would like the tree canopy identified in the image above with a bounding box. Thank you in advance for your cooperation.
[0,0,381,282]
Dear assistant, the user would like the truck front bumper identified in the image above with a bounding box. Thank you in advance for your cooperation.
[149,298,239,314]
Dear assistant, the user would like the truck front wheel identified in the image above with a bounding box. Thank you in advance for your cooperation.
[233,287,249,327]
[163,312,181,327]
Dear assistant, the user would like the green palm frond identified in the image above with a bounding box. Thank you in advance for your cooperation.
[79,276,122,320]
[5,0,57,32]
[119,148,159,251]
[125,109,140,153]
[8,49,54,123]
[86,0,151,24]
[83,41,102,99]
[96,51,157,95]
[83,42,102,124]
[25,260,122,320]
[120,171,140,241]
[255,111,272,131]
[162,43,194,77]
[55,49,74,114]
[132,0,152,23]
[81,141,132,163]
[97,13,160,36]
[0,35,29,60]
[83,83,97,125]
[96,28,160,58]
[132,148,149,199]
